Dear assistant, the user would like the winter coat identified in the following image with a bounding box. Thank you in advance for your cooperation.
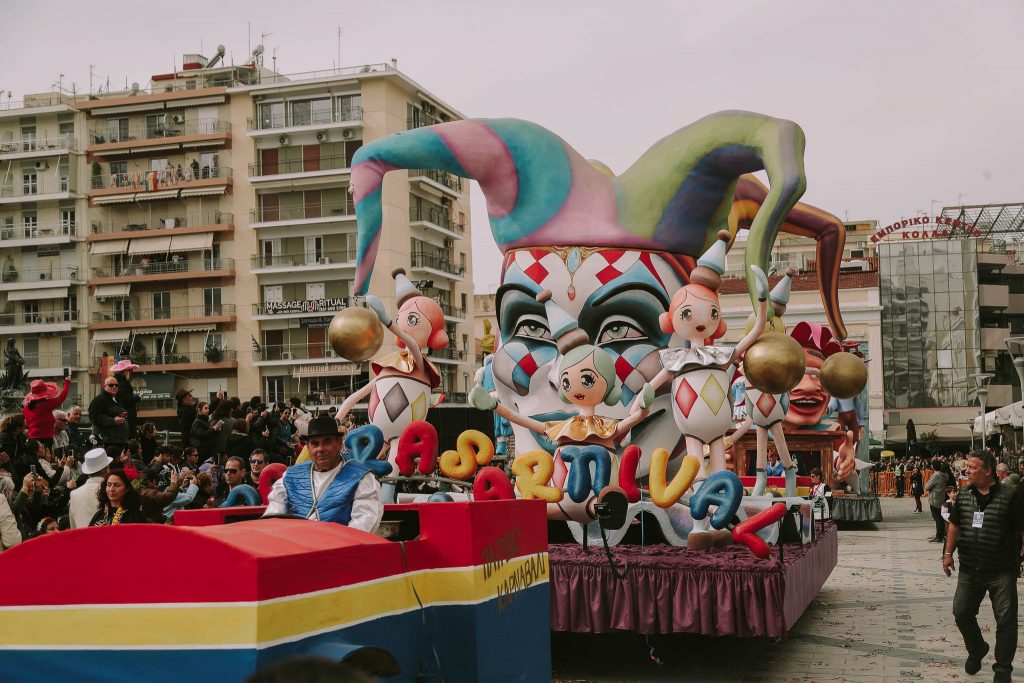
[190,415,218,461]
[23,379,71,440]
[88,392,130,446]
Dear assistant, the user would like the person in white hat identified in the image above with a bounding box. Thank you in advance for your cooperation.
[69,448,112,529]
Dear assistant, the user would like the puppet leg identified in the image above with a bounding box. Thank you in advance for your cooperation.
[770,422,797,496]
[753,426,769,496]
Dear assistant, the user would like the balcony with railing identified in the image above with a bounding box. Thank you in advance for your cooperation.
[250,249,356,272]
[88,119,231,151]
[249,153,351,180]
[89,166,232,199]
[0,93,72,114]
[409,205,465,238]
[0,134,77,157]
[247,106,364,132]
[253,343,349,364]
[91,349,237,371]
[250,198,355,225]
[90,257,234,283]
[430,347,469,363]
[410,252,466,280]
[24,352,82,371]
[409,169,463,196]
[89,210,233,238]
[90,303,236,327]
[0,266,81,289]
[0,309,79,333]
[0,221,82,247]
[0,176,75,202]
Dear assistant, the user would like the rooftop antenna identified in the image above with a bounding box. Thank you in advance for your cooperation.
[336,26,342,70]
[89,65,95,94]
[272,47,278,75]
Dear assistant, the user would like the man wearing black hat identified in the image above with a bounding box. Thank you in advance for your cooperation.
[263,415,381,533]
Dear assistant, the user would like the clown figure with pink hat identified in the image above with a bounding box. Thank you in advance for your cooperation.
[337,269,447,468]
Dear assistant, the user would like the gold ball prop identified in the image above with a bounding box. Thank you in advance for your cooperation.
[743,333,805,394]
[744,312,786,336]
[328,307,384,362]
[820,351,868,399]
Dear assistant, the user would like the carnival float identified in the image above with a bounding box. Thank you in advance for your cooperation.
[0,110,868,681]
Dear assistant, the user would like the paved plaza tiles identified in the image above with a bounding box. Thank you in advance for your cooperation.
[552,497,1024,682]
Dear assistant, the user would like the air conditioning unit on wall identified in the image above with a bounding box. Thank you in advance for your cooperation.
[278,135,290,146]
[341,129,354,140]
[34,160,49,171]
[316,131,328,142]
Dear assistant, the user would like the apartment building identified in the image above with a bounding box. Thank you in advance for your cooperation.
[0,92,88,405]
[231,65,476,405]
[1,54,476,421]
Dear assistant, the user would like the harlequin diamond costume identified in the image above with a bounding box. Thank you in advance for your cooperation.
[367,271,443,444]
[661,234,738,444]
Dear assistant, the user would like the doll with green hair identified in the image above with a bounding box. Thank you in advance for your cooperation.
[470,290,653,526]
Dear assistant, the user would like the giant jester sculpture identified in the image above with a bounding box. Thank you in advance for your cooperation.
[351,113,849,490]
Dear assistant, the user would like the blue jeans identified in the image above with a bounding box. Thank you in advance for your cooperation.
[952,569,1018,677]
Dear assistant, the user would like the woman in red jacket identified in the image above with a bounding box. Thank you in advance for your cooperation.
[22,376,71,448]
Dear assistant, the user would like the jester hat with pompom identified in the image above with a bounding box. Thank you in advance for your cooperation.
[351,110,848,338]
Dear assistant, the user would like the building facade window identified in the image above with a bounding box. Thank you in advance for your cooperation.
[204,287,222,316]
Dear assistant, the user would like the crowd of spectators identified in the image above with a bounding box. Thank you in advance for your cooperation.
[0,382,358,551]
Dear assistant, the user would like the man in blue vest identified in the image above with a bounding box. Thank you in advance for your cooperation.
[943,451,1024,683]
[263,414,382,533]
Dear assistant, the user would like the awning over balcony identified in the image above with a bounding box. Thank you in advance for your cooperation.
[128,235,173,255]
[94,283,131,297]
[92,329,131,343]
[174,325,214,333]
[179,187,227,198]
[90,239,130,255]
[92,194,139,206]
[133,327,173,336]
[169,232,213,252]
[92,102,166,115]
[8,288,67,301]
[95,190,181,205]
[133,189,180,202]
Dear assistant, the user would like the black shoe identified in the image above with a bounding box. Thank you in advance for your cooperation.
[993,671,1011,683]
[965,642,990,675]
[928,537,943,543]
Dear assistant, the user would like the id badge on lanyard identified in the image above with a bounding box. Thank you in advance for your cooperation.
[972,511,984,529]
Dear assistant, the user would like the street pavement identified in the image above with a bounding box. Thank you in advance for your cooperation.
[551,497,1024,682]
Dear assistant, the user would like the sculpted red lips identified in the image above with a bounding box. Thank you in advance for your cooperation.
[787,394,825,416]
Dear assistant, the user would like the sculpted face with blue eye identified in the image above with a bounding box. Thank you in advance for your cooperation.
[493,248,685,472]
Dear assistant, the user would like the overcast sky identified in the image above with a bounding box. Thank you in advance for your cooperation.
[4,1,1021,293]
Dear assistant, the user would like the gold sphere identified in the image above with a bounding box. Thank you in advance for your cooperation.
[328,307,384,362]
[820,351,868,399]
[744,312,786,336]
[743,333,805,394]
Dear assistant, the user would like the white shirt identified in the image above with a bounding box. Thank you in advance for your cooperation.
[0,495,21,551]
[69,476,103,529]
[264,461,383,534]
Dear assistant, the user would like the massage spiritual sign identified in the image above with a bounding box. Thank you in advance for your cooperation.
[870,215,984,243]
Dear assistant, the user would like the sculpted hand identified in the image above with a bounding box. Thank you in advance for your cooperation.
[364,295,392,326]
[636,383,655,411]
[834,430,856,482]
[750,264,769,302]
[469,385,497,411]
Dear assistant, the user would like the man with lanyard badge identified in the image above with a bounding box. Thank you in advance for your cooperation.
[943,451,1024,683]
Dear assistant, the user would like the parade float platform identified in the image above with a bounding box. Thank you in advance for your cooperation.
[828,494,883,522]
[548,521,838,639]
[0,500,551,683]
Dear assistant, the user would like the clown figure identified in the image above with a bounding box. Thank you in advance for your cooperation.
[734,268,801,497]
[647,231,769,474]
[471,290,653,528]
[337,269,447,464]
[644,231,768,549]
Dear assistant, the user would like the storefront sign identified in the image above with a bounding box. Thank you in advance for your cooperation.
[299,316,334,329]
[264,298,347,314]
[870,215,983,244]
[133,373,175,401]
[291,362,362,378]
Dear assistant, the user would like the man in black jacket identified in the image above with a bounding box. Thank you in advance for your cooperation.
[88,377,130,450]
[111,359,141,435]
[943,452,1024,683]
